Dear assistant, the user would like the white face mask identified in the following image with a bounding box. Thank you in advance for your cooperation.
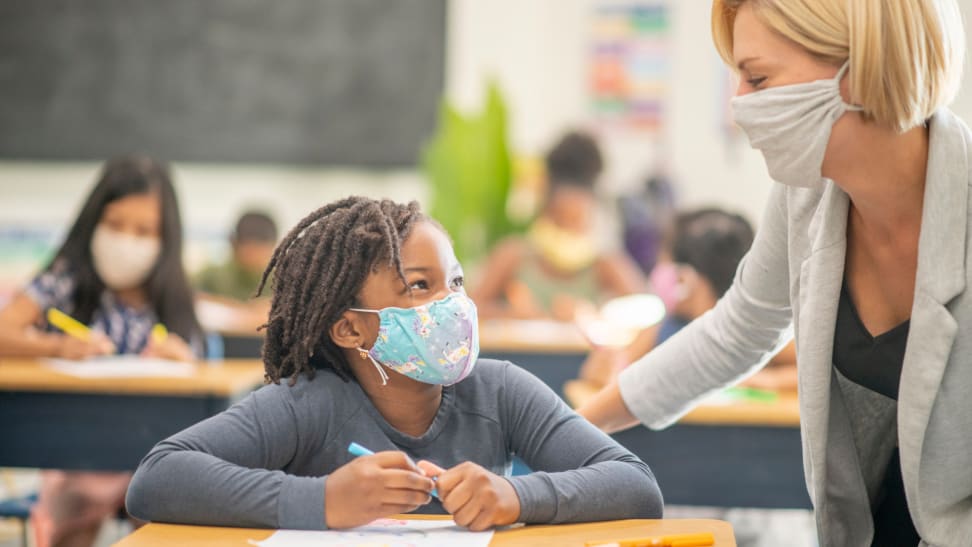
[91,225,161,290]
[731,62,863,189]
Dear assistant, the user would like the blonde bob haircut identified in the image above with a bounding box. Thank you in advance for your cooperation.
[712,0,966,132]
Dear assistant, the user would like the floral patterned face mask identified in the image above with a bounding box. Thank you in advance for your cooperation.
[350,292,480,386]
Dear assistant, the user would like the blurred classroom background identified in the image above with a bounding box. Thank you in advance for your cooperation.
[2,0,971,292]
[2,1,972,546]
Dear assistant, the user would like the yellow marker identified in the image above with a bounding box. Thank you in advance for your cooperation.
[585,532,715,547]
[46,308,91,341]
[151,323,168,345]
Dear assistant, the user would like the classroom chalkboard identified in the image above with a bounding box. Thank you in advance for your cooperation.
[0,0,446,166]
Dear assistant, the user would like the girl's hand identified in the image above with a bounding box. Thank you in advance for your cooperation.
[140,333,194,362]
[418,460,521,531]
[55,332,115,360]
[325,452,435,529]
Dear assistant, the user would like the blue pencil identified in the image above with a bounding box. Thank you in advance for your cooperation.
[347,442,440,499]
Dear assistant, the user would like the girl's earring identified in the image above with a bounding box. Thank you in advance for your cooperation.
[357,348,370,360]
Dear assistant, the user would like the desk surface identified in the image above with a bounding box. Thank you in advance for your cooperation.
[564,379,800,427]
[115,518,736,547]
[0,358,266,397]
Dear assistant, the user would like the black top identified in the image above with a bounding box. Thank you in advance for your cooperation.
[833,282,918,547]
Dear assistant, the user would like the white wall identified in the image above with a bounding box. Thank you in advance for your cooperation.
[0,165,424,276]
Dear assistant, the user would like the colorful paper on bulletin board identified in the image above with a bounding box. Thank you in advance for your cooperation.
[590,2,670,132]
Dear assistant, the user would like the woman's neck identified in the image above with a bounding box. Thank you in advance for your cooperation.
[826,122,929,239]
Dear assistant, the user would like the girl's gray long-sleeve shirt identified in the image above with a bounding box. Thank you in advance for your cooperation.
[126,359,662,529]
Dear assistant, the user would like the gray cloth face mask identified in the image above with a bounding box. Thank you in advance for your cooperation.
[731,61,863,189]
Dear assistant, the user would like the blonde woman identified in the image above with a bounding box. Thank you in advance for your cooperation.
[578,1,968,545]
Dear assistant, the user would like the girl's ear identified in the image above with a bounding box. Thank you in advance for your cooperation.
[330,311,369,349]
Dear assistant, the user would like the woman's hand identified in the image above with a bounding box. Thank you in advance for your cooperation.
[140,333,194,362]
[325,452,435,529]
[417,460,520,531]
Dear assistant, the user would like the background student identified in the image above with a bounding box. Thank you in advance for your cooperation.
[194,210,277,334]
[0,154,204,547]
[472,131,646,321]
[580,207,797,390]
[126,196,663,531]
[195,210,277,303]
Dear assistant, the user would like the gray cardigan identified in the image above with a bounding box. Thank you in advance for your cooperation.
[618,108,972,546]
[126,359,662,529]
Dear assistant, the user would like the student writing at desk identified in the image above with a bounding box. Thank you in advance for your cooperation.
[126,197,662,531]
[0,155,204,547]
[472,131,645,321]
[194,210,277,332]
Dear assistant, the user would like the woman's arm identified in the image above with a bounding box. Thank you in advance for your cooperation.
[501,363,663,523]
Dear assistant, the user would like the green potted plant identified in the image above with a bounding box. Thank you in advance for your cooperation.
[421,82,520,267]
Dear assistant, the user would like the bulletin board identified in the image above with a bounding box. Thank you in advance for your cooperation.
[589,2,671,132]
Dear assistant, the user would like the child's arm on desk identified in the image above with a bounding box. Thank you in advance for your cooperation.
[126,382,432,530]
[0,293,113,359]
[501,363,663,523]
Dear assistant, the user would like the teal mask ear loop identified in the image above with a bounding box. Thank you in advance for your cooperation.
[349,307,389,386]
[356,346,389,386]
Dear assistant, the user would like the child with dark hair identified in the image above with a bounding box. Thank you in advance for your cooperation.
[194,210,278,334]
[473,130,645,321]
[126,196,662,531]
[196,210,278,302]
[0,154,203,547]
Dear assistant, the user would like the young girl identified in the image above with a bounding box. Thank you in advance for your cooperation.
[0,154,204,547]
[126,197,662,531]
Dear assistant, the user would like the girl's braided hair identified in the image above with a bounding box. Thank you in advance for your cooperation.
[256,197,422,385]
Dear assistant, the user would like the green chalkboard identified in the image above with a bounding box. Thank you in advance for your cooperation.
[0,0,446,166]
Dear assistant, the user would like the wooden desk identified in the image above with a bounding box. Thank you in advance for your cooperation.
[115,518,736,547]
[564,380,800,428]
[0,359,265,471]
[566,380,810,510]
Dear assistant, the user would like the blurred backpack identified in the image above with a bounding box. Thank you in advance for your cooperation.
[618,172,677,274]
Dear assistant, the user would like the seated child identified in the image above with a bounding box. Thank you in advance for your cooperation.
[194,210,277,334]
[472,131,645,321]
[126,197,663,531]
[0,154,203,547]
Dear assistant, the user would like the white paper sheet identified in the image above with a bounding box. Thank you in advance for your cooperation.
[45,356,196,378]
[249,518,494,547]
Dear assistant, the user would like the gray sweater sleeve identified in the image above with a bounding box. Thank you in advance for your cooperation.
[125,384,327,530]
[501,363,663,523]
